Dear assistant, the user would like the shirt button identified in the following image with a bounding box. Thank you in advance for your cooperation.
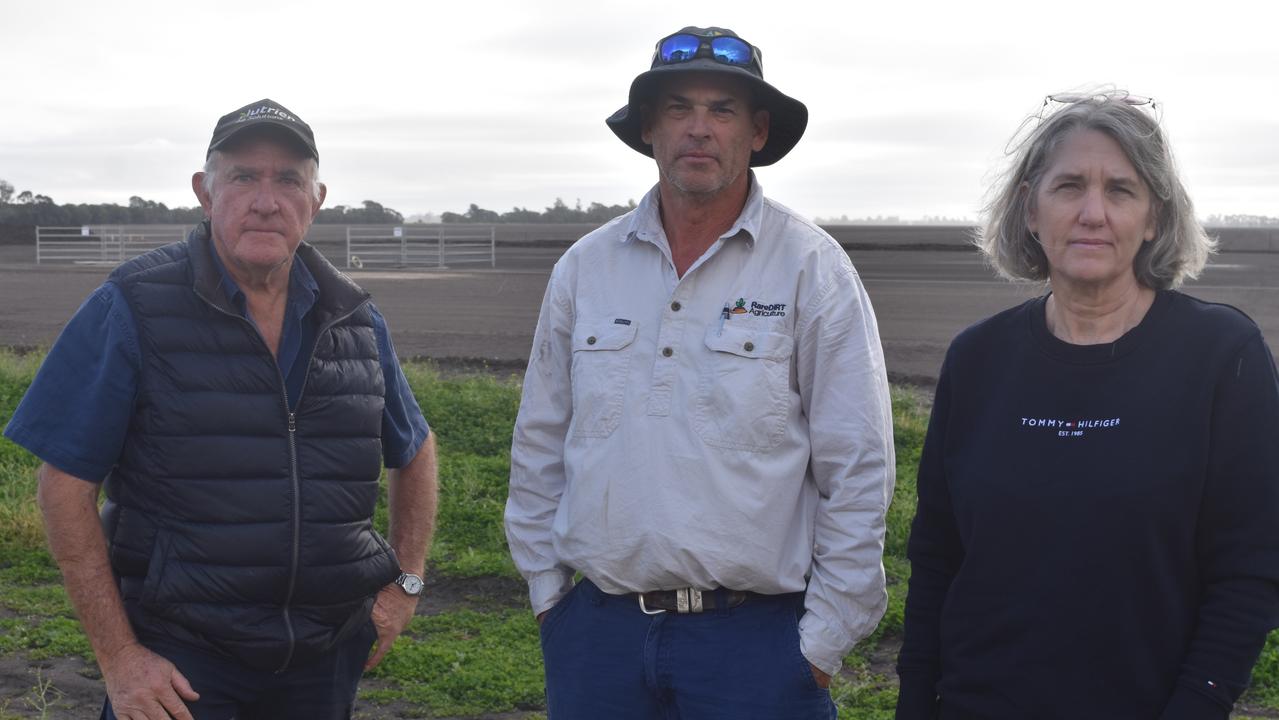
[662,347,673,357]
[744,341,755,352]
[587,336,597,345]
[670,301,682,312]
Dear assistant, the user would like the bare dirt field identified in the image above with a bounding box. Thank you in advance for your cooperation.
[3,243,1277,384]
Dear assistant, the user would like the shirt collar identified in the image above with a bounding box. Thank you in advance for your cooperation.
[624,170,763,247]
[209,248,320,319]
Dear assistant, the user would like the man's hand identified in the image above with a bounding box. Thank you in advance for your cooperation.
[102,642,199,720]
[536,610,549,625]
[365,584,420,670]
[809,663,832,689]
[37,465,198,718]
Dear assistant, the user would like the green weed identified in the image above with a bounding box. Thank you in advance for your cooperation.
[830,672,899,719]
[403,363,522,457]
[23,667,65,719]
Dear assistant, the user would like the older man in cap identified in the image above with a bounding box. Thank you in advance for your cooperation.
[505,26,895,718]
[3,99,437,719]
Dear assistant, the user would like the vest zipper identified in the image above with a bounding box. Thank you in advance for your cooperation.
[273,301,371,673]
[276,409,300,672]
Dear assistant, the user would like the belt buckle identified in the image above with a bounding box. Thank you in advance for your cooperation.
[677,588,704,613]
[638,594,665,615]
[637,587,705,614]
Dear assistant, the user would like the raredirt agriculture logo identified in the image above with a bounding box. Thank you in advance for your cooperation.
[730,298,788,318]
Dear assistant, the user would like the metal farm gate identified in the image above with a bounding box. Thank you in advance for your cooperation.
[33,224,498,269]
[35,225,190,264]
[345,225,495,269]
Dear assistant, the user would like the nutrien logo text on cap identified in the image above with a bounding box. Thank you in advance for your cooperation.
[236,105,301,125]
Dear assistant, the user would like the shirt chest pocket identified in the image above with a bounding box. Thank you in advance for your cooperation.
[693,326,793,452]
[570,322,638,438]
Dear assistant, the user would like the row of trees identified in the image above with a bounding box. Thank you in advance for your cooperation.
[0,186,205,225]
[315,200,404,224]
[5,180,1274,229]
[0,180,636,228]
[441,198,636,224]
[0,180,406,227]
[814,214,976,225]
[1205,214,1279,227]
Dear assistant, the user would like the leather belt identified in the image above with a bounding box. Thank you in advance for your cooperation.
[633,587,753,614]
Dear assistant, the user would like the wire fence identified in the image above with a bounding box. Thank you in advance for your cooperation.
[35,225,190,264]
[345,226,496,269]
[33,224,499,268]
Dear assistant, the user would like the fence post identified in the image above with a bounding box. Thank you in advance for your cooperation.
[438,226,445,269]
[345,227,352,268]
[490,227,496,268]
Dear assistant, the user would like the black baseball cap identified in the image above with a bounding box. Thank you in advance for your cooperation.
[206,99,318,162]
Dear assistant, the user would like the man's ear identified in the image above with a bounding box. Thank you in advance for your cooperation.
[751,109,770,152]
[312,182,327,220]
[192,172,213,216]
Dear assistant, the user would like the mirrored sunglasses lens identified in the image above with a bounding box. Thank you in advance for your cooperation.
[659,34,702,63]
[710,37,752,65]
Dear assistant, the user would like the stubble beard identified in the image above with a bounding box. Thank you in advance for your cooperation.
[661,159,745,203]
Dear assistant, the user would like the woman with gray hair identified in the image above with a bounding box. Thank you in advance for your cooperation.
[895,93,1279,719]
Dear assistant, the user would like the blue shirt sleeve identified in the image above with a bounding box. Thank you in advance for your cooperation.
[370,304,429,468]
[2,283,141,482]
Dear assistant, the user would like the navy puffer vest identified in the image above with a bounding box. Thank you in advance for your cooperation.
[100,223,400,672]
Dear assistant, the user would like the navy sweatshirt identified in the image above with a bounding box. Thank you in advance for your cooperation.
[896,290,1279,719]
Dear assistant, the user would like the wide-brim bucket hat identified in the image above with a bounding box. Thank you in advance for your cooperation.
[606,26,808,167]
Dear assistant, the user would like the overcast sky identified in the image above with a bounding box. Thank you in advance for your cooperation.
[3,0,1275,221]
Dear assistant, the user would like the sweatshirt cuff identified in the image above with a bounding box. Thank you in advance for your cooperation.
[798,612,849,676]
[1159,684,1230,720]
[527,569,574,616]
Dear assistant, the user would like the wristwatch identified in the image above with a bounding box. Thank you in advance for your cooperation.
[395,572,424,596]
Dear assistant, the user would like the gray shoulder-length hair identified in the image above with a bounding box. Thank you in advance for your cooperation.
[976,93,1213,290]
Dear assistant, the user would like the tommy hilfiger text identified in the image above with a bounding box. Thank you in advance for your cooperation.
[1021,416,1122,438]
[1021,418,1121,428]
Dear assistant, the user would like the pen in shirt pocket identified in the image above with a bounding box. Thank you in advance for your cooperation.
[717,304,730,335]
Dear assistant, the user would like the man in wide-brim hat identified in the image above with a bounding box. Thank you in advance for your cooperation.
[506,26,895,718]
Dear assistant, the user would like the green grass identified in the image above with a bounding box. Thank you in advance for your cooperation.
[0,616,92,661]
[1247,632,1279,705]
[3,349,1279,716]
[362,609,546,715]
[430,451,518,577]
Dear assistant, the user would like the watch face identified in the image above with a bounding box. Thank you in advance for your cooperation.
[400,574,424,595]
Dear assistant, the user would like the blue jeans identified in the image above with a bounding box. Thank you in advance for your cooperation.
[100,620,377,720]
[540,578,838,720]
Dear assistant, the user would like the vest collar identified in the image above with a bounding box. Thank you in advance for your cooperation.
[188,221,371,325]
